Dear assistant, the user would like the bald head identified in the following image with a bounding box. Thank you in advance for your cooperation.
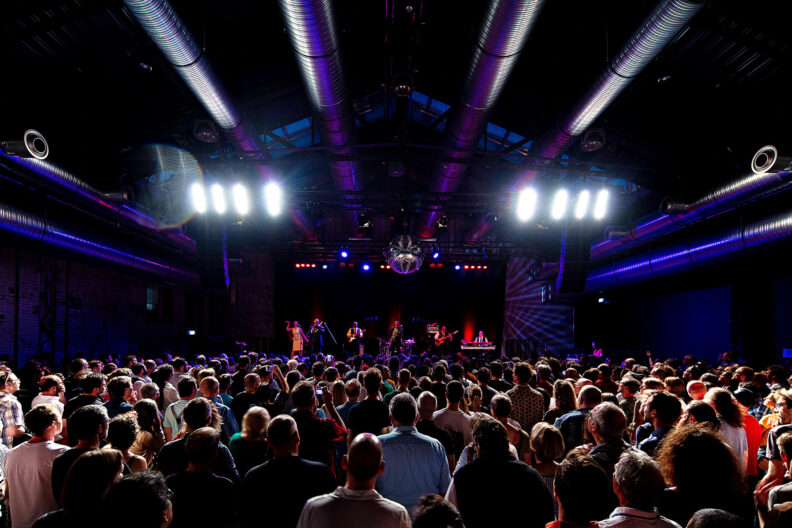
[346,433,384,485]
[589,402,627,442]
[578,385,603,408]
[687,380,706,401]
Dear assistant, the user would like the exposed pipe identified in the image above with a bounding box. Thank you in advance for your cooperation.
[467,0,705,242]
[0,203,198,287]
[591,169,792,260]
[585,209,792,291]
[417,0,545,238]
[0,151,196,254]
[278,0,363,235]
[123,0,317,240]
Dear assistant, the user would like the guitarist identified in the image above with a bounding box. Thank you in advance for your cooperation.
[434,326,458,356]
[346,321,365,356]
[389,320,404,355]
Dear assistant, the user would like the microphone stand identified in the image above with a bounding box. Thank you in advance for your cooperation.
[322,322,338,354]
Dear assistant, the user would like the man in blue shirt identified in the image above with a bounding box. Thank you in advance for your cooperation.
[103,376,134,419]
[376,393,451,517]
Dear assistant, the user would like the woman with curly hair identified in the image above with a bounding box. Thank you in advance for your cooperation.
[130,399,165,466]
[543,379,577,424]
[105,413,147,473]
[656,424,751,526]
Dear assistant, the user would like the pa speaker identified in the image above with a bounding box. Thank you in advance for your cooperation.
[556,222,591,294]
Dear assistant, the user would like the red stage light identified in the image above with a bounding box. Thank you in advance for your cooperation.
[386,265,391,269]
[311,264,316,268]
[477,265,482,269]
[349,263,355,268]
[464,265,469,270]
[295,263,300,268]
[483,265,488,269]
[430,263,435,268]
[438,263,443,268]
[380,265,385,269]
[340,262,346,267]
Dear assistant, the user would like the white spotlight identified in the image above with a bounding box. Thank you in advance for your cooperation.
[211,184,226,214]
[190,183,206,213]
[232,184,249,215]
[516,188,538,221]
[551,189,569,220]
[264,182,283,217]
[575,190,590,219]
[594,189,609,220]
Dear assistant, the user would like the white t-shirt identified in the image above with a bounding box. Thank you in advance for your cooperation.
[297,487,410,528]
[30,394,64,415]
[5,440,70,528]
[719,419,749,472]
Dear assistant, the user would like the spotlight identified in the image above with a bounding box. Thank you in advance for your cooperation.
[598,297,605,303]
[551,189,568,220]
[322,264,328,270]
[432,251,440,260]
[232,184,249,215]
[454,264,461,270]
[464,265,470,270]
[380,265,385,269]
[191,183,207,213]
[311,264,316,268]
[295,263,300,269]
[340,249,349,259]
[264,182,283,216]
[593,189,609,220]
[516,188,538,221]
[575,190,590,219]
[362,263,371,271]
[187,330,197,336]
[483,265,488,269]
[211,184,226,214]
[0,129,49,159]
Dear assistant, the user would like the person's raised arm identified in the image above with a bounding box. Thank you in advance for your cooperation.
[321,390,345,431]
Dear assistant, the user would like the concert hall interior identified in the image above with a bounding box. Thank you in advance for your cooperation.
[2,0,792,369]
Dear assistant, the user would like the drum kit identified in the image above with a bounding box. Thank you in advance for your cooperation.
[377,337,416,357]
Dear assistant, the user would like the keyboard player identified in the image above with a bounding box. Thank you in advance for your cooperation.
[474,330,488,343]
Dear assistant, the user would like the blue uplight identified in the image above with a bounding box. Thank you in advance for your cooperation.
[340,250,349,259]
[362,263,371,271]
[454,264,461,270]
[432,251,440,260]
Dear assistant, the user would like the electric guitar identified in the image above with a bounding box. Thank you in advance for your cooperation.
[347,329,365,342]
[435,330,459,345]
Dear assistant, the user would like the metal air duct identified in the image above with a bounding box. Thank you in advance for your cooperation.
[591,169,792,260]
[0,203,198,287]
[278,0,363,235]
[0,151,196,254]
[585,209,792,292]
[467,0,705,242]
[417,0,545,238]
[123,0,317,240]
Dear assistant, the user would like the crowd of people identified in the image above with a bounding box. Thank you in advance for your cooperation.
[0,349,791,528]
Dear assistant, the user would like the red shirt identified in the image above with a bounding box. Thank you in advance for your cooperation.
[744,413,762,476]
[546,521,598,528]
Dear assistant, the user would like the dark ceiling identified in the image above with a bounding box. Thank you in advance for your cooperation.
[2,0,791,263]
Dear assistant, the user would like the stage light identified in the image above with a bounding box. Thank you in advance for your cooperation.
[464,265,470,270]
[454,264,461,270]
[551,189,568,220]
[594,189,609,220]
[575,190,590,219]
[191,183,207,213]
[438,263,443,268]
[362,263,371,271]
[477,265,482,269]
[340,249,349,259]
[322,264,328,270]
[516,188,538,221]
[432,251,440,260]
[211,184,226,214]
[187,330,196,336]
[483,265,488,269]
[386,265,391,269]
[598,297,605,303]
[295,263,300,268]
[311,264,316,268]
[380,265,385,269]
[232,184,249,215]
[430,263,436,268]
[263,182,283,216]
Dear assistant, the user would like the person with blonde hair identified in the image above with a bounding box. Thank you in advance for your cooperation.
[529,422,564,517]
[229,406,270,477]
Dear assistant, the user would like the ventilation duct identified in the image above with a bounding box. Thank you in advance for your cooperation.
[123,0,317,240]
[0,203,198,287]
[0,151,195,254]
[467,0,705,242]
[416,0,545,238]
[585,209,792,292]
[591,169,792,260]
[278,0,363,235]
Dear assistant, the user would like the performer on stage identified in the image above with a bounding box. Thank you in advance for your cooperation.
[389,320,404,355]
[474,330,488,343]
[347,321,364,356]
[434,326,457,356]
[285,321,308,358]
[307,319,325,356]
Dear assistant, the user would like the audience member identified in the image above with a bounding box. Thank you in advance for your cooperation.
[506,362,545,434]
[548,452,612,528]
[228,405,270,477]
[555,385,602,453]
[433,381,473,459]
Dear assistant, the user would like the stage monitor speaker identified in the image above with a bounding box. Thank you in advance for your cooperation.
[195,218,229,290]
[556,222,591,294]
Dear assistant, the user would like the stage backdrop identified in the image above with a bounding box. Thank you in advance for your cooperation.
[272,259,506,356]
[503,257,575,356]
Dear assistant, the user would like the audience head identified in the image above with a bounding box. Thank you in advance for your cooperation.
[588,402,627,442]
[61,449,123,511]
[185,427,220,465]
[529,422,564,463]
[292,381,316,410]
[578,385,603,409]
[513,362,533,384]
[25,404,62,437]
[686,509,750,528]
[345,379,361,400]
[686,380,707,401]
[418,391,438,419]
[70,404,109,442]
[679,400,720,429]
[704,387,744,427]
[413,495,463,528]
[612,450,665,511]
[647,391,683,427]
[344,433,385,486]
[267,415,300,454]
[241,406,270,437]
[490,394,512,420]
[363,367,383,395]
[182,397,218,432]
[177,377,197,399]
[554,452,612,523]
[106,413,139,451]
[473,416,510,458]
[389,393,418,426]
[446,380,464,405]
[102,472,172,528]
